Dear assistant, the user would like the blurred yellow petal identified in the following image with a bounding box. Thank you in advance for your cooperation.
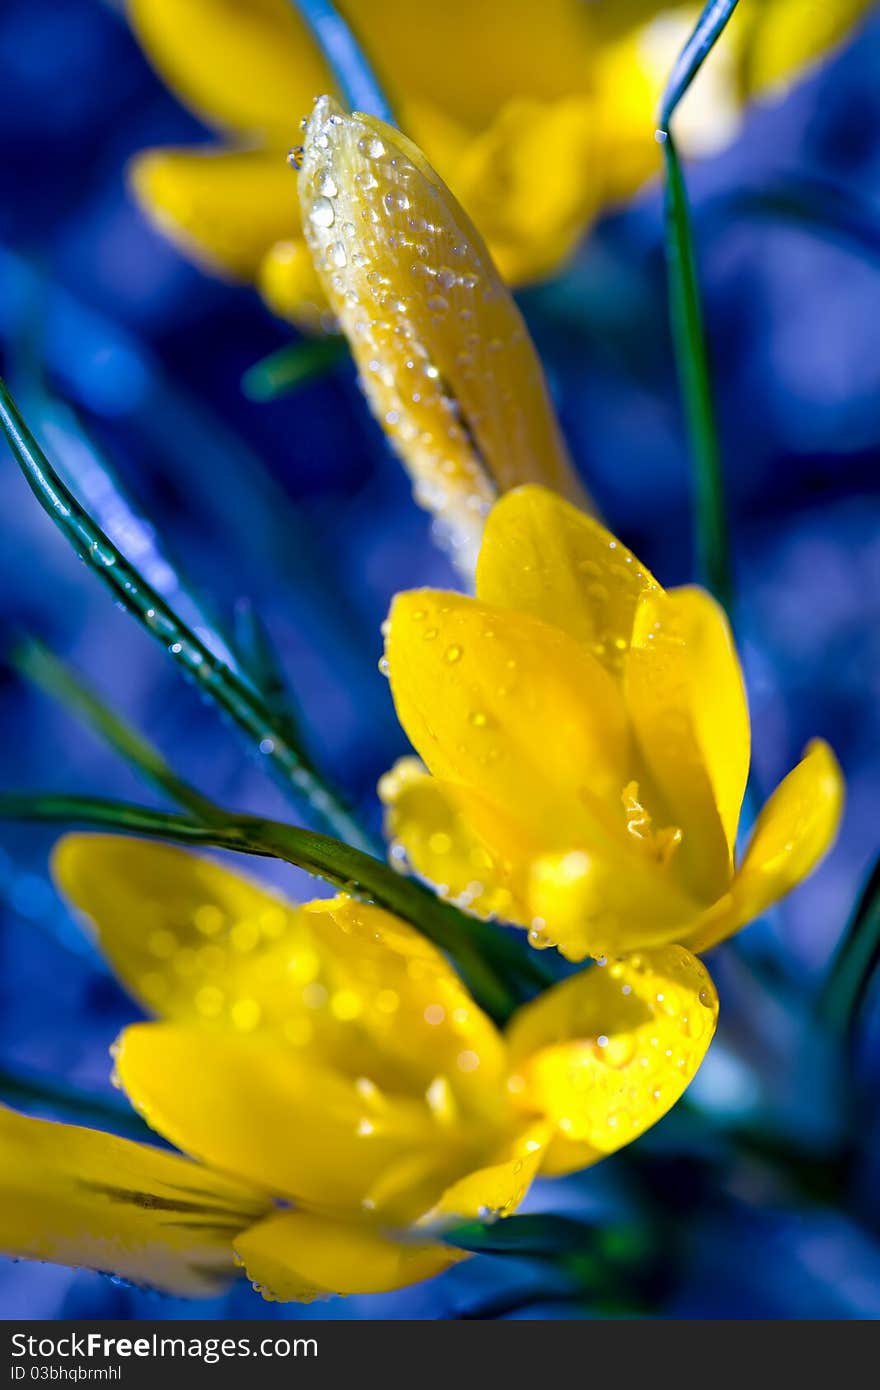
[736,0,876,98]
[386,589,629,848]
[299,96,586,568]
[690,740,845,952]
[236,1208,452,1300]
[0,1104,265,1296]
[378,756,529,921]
[258,238,331,331]
[476,485,660,675]
[52,834,311,1027]
[625,586,749,900]
[54,838,505,1108]
[129,0,326,144]
[528,845,703,963]
[452,95,599,284]
[426,1122,548,1222]
[116,1023,459,1217]
[129,146,300,279]
[506,946,718,1172]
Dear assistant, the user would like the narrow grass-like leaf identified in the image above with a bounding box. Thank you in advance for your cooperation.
[0,378,376,855]
[233,599,304,749]
[11,637,220,823]
[818,855,880,1043]
[0,1064,156,1144]
[0,792,555,1021]
[658,0,741,613]
[659,0,742,128]
[290,0,396,124]
[241,337,346,402]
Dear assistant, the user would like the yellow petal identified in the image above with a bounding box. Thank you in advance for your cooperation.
[129,146,299,279]
[0,1103,265,1296]
[528,845,703,963]
[386,589,629,849]
[115,1023,456,1218]
[129,0,326,144]
[258,238,330,331]
[506,946,718,1173]
[53,838,506,1110]
[425,1122,548,1223]
[451,95,599,284]
[378,756,529,921]
[689,739,845,952]
[299,96,586,569]
[736,0,875,99]
[625,586,749,900]
[476,485,660,676]
[236,1207,452,1301]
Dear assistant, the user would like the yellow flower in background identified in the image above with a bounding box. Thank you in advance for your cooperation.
[381,484,844,965]
[0,837,718,1299]
[127,0,876,329]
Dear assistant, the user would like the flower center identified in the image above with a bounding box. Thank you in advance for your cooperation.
[621,781,682,866]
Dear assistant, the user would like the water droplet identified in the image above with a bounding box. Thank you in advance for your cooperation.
[315,169,338,196]
[328,240,348,268]
[310,196,335,228]
[444,644,462,664]
[287,146,305,170]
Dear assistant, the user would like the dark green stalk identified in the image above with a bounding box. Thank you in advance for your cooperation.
[0,377,376,856]
[658,0,741,612]
[11,637,220,823]
[0,792,555,1023]
[0,1065,155,1144]
[290,0,396,124]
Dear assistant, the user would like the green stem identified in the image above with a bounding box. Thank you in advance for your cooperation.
[0,792,554,1023]
[241,338,347,403]
[817,855,880,1042]
[11,637,220,823]
[658,0,741,613]
[0,1065,156,1144]
[0,377,377,856]
[290,0,397,124]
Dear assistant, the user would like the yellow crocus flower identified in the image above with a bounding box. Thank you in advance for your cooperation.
[0,836,718,1299]
[380,483,845,964]
[127,0,875,328]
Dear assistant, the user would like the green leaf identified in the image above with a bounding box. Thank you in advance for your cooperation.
[0,377,376,856]
[11,637,219,823]
[658,1,741,614]
[289,0,397,125]
[241,337,347,402]
[232,599,305,750]
[659,0,742,128]
[445,1214,611,1259]
[0,1064,156,1145]
[0,792,555,1023]
[818,855,880,1043]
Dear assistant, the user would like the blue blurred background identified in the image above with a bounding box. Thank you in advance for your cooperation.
[0,0,878,1318]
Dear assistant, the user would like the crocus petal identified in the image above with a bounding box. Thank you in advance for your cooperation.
[258,238,331,331]
[506,946,718,1173]
[129,146,300,279]
[54,838,506,1106]
[52,834,310,1027]
[426,1122,549,1222]
[625,586,749,900]
[129,0,326,144]
[299,96,586,568]
[378,756,530,921]
[235,1208,453,1301]
[689,739,845,952]
[451,95,598,284]
[386,590,629,848]
[735,0,876,98]
[116,1024,452,1217]
[528,846,703,963]
[476,484,660,674]
[0,1104,265,1296]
